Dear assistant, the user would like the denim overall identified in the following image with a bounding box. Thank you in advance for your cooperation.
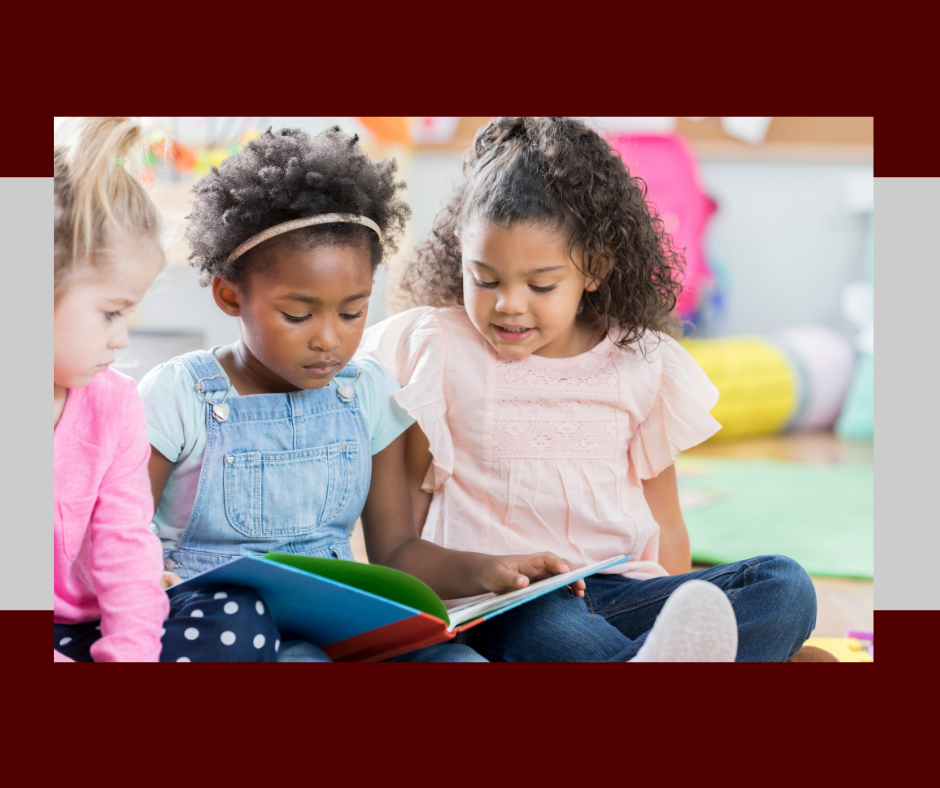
[166,350,369,580]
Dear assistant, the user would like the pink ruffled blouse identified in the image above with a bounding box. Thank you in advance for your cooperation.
[358,307,721,579]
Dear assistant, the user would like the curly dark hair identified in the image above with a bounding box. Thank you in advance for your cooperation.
[399,117,684,349]
[186,126,411,287]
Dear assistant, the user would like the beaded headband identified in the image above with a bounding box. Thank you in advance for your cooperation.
[225,214,384,264]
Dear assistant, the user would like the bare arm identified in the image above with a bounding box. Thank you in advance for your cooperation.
[147,446,182,587]
[147,446,175,513]
[361,433,584,599]
[403,422,434,535]
[643,464,691,576]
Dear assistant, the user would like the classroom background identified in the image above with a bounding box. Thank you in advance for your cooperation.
[59,117,875,659]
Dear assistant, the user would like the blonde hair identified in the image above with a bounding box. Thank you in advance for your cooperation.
[54,117,163,296]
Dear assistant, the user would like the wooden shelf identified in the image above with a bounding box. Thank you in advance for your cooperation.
[689,140,873,162]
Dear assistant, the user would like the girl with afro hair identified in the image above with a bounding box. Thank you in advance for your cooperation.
[359,117,825,662]
[138,126,585,662]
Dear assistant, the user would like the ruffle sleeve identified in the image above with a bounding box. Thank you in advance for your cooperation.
[357,307,453,492]
[628,335,722,480]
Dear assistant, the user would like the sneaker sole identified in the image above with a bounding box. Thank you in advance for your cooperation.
[636,579,738,662]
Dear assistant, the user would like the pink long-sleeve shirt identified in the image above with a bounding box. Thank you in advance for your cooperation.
[54,369,169,662]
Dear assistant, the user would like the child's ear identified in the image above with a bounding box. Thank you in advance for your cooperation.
[454,228,461,247]
[584,255,612,293]
[212,277,243,316]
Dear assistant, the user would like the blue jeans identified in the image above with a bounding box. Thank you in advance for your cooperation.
[384,643,488,662]
[455,555,817,662]
[277,641,487,662]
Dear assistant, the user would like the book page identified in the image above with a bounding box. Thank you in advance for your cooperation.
[446,555,630,631]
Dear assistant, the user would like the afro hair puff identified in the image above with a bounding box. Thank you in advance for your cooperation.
[186,126,410,286]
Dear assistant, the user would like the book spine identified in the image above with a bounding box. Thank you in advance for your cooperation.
[323,612,454,663]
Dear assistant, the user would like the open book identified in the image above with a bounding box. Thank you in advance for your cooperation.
[167,553,630,662]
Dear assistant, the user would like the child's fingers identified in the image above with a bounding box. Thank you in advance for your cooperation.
[539,553,575,577]
[161,571,183,590]
[490,563,531,591]
[568,578,586,596]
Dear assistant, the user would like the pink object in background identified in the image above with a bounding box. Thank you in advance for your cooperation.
[607,134,716,320]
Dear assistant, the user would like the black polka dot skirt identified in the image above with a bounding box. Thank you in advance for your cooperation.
[54,584,281,663]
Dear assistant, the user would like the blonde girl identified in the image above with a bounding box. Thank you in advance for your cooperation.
[54,118,278,662]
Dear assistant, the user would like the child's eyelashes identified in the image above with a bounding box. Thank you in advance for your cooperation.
[282,311,365,323]
[473,280,556,293]
[104,307,137,321]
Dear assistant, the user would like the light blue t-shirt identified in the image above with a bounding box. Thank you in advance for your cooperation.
[138,348,414,551]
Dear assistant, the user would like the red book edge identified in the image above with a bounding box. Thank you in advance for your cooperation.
[323,612,485,663]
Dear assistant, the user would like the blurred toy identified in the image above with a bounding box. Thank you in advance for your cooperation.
[836,222,874,440]
[607,134,717,322]
[846,629,873,660]
[682,336,796,439]
[135,123,264,183]
[693,254,730,334]
[682,326,855,440]
[357,117,411,146]
[776,326,855,431]
[802,637,871,662]
[148,138,197,173]
[410,117,460,145]
[192,144,239,177]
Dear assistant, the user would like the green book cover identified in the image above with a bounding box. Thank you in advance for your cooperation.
[263,553,451,623]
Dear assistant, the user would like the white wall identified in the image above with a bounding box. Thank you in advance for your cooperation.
[698,159,872,336]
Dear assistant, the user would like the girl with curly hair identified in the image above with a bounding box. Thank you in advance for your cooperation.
[139,126,585,662]
[359,117,824,662]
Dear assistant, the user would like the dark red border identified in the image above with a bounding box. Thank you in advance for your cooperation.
[33,612,937,685]
[29,27,918,177]
[29,611,940,765]
[35,22,917,761]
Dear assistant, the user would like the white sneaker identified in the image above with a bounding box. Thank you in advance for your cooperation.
[630,579,738,662]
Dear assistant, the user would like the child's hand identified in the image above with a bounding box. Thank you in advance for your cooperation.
[160,571,183,590]
[480,552,586,598]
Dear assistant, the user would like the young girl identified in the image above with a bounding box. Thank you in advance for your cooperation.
[54,117,279,662]
[139,126,588,663]
[359,116,823,662]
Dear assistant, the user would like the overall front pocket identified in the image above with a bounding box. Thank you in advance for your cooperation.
[222,442,359,538]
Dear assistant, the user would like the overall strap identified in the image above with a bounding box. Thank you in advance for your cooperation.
[178,350,232,394]
[333,362,360,381]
